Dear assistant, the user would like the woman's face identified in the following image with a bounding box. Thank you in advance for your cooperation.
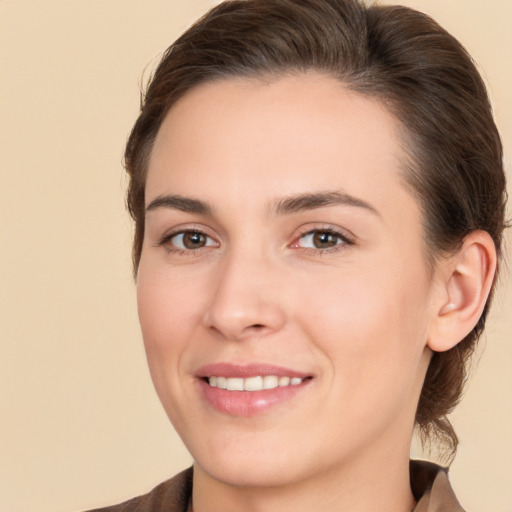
[138,73,438,488]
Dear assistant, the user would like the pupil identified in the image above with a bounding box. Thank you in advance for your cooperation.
[313,232,336,248]
[184,232,205,249]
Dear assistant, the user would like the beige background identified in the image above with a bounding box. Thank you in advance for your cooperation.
[0,1,510,511]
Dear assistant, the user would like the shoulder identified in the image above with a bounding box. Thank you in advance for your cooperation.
[84,467,193,512]
[411,460,466,512]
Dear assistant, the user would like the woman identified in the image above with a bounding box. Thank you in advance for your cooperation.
[89,0,507,510]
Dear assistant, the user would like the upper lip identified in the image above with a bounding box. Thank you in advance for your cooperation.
[196,363,312,379]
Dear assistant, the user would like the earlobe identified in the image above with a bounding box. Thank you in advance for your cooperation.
[427,230,497,353]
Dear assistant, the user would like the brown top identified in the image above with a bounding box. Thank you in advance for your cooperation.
[86,460,465,512]
[410,460,465,512]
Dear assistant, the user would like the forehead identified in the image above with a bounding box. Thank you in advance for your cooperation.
[147,72,418,225]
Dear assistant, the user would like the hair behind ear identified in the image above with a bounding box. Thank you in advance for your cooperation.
[417,230,498,462]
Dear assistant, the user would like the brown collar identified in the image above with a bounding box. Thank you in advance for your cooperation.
[411,460,465,512]
[86,461,464,511]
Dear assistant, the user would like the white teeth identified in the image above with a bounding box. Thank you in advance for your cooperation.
[278,376,290,387]
[262,375,279,389]
[244,376,263,391]
[216,376,227,389]
[208,375,304,391]
[226,377,244,391]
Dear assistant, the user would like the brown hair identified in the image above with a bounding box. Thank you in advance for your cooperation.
[124,0,507,461]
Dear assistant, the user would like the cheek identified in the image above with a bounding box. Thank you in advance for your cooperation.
[297,263,431,385]
[137,261,201,342]
[136,262,209,426]
[136,262,199,386]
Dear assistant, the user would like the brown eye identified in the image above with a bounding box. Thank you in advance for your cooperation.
[168,231,217,251]
[295,229,351,250]
[312,231,339,248]
[182,232,207,249]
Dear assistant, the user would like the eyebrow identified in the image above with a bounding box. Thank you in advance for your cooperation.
[145,190,380,218]
[146,195,213,215]
[272,191,380,217]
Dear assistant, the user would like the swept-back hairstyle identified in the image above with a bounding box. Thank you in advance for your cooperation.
[124,0,507,461]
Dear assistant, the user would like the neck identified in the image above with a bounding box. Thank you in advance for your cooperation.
[191,446,416,512]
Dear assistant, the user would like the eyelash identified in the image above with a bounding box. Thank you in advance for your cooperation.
[157,226,354,255]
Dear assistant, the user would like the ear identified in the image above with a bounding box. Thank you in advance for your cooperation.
[427,230,497,352]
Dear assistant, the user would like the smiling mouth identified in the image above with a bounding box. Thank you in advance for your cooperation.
[206,375,309,391]
[198,366,313,416]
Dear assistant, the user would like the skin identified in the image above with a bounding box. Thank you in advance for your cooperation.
[136,73,490,512]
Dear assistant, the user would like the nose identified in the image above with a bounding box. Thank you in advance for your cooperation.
[202,252,287,341]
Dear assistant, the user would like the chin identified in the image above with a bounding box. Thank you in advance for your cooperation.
[189,431,331,490]
[196,454,305,489]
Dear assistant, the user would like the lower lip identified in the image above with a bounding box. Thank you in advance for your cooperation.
[198,379,311,417]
